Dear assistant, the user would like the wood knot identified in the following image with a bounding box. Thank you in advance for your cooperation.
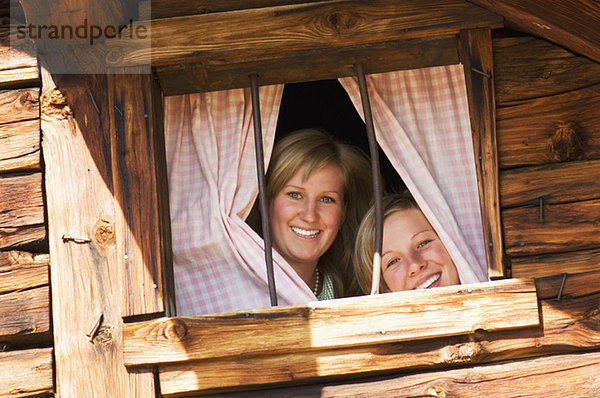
[548,122,584,162]
[94,325,114,347]
[164,319,188,341]
[325,12,359,33]
[93,220,115,247]
[427,385,449,398]
[41,89,72,119]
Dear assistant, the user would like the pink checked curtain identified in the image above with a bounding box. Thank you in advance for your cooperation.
[165,64,488,316]
[340,64,488,283]
[164,86,315,316]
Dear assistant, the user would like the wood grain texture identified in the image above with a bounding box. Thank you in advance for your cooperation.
[0,172,44,228]
[157,35,459,95]
[503,198,600,256]
[493,36,600,106]
[214,350,600,398]
[0,348,53,398]
[500,160,600,208]
[0,28,37,71]
[459,28,504,278]
[0,119,41,172]
[159,282,600,396]
[40,67,155,396]
[497,83,600,169]
[511,248,600,279]
[0,88,39,124]
[468,0,600,64]
[108,0,502,67]
[0,251,49,294]
[107,70,173,317]
[0,286,50,344]
[535,270,600,300]
[124,279,538,366]
[0,67,39,89]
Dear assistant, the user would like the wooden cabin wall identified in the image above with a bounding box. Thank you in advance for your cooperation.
[493,31,600,278]
[0,3,54,397]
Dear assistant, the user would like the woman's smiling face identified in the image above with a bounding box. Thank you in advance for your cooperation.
[269,163,345,273]
[381,208,459,292]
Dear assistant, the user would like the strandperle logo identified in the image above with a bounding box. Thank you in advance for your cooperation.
[14,18,148,46]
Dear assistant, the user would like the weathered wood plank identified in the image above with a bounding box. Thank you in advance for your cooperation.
[493,36,600,106]
[500,160,600,208]
[0,88,39,124]
[109,0,502,67]
[469,0,600,64]
[141,0,334,19]
[0,172,44,228]
[107,70,174,317]
[124,279,538,366]
[0,119,41,172]
[459,28,504,278]
[511,248,600,279]
[0,29,37,71]
[0,224,46,250]
[504,198,600,256]
[157,35,459,95]
[159,283,600,396]
[0,251,49,294]
[497,83,600,169]
[214,350,600,398]
[0,67,39,89]
[535,270,600,300]
[40,67,155,396]
[0,285,50,344]
[0,348,53,398]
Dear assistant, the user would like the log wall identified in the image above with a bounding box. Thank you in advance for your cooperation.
[0,9,54,397]
[494,33,600,279]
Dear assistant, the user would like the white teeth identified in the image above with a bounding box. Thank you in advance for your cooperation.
[291,227,320,237]
[416,273,441,290]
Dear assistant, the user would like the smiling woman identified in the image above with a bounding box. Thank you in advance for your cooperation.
[256,128,373,299]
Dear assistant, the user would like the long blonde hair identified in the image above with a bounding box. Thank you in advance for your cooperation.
[263,128,373,297]
[353,192,419,294]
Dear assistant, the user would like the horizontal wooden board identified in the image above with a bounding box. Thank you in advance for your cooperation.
[212,350,600,398]
[158,35,459,95]
[141,0,334,19]
[0,224,46,250]
[0,119,41,172]
[493,36,600,106]
[0,88,39,124]
[535,270,600,300]
[0,348,53,398]
[497,83,600,169]
[0,251,49,294]
[511,248,600,279]
[0,67,39,89]
[0,172,44,228]
[503,198,600,256]
[124,279,538,366]
[108,0,502,67]
[0,29,37,71]
[159,280,600,395]
[0,285,50,343]
[500,159,600,208]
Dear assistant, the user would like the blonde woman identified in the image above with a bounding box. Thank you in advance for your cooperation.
[251,128,372,299]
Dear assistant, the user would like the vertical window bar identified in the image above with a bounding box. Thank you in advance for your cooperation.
[356,63,384,295]
[250,74,278,306]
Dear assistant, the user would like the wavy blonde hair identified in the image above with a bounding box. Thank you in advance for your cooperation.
[263,128,373,297]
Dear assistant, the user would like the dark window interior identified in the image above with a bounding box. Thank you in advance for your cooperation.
[275,79,405,193]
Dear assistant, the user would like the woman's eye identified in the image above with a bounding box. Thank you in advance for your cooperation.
[287,192,301,199]
[320,196,335,204]
[385,258,399,270]
[417,239,432,249]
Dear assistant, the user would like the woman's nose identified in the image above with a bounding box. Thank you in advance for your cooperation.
[299,200,317,221]
[407,253,426,276]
